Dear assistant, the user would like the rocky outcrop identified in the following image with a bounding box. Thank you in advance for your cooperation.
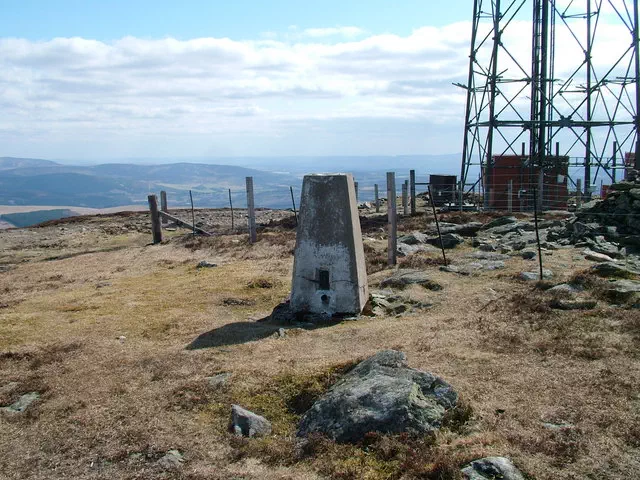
[380,270,442,290]
[461,457,525,480]
[426,233,465,249]
[297,350,458,443]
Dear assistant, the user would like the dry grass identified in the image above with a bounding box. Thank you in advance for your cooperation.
[0,211,639,479]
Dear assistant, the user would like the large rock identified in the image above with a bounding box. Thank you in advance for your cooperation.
[591,262,637,278]
[396,242,439,257]
[1,392,40,414]
[481,216,518,230]
[602,280,640,303]
[297,350,457,443]
[426,233,465,249]
[230,405,272,437]
[429,222,483,237]
[398,232,429,245]
[461,457,525,480]
[380,270,442,290]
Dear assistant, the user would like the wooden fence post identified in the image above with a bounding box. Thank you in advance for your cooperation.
[576,179,582,209]
[374,184,380,213]
[507,179,513,213]
[402,181,408,215]
[246,177,257,243]
[160,190,168,224]
[290,186,298,226]
[147,194,162,244]
[228,189,234,230]
[387,172,397,266]
[410,169,416,215]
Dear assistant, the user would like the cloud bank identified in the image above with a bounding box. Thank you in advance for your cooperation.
[0,16,631,159]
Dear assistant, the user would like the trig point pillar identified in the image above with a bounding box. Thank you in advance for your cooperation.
[291,174,368,316]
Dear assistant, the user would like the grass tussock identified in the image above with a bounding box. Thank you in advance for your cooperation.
[246,277,280,289]
[399,253,446,269]
[363,243,389,274]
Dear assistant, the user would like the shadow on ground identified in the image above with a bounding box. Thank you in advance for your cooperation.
[186,321,283,349]
[186,303,350,350]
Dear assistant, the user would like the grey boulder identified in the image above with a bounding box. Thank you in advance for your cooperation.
[591,262,637,278]
[230,405,272,437]
[398,232,429,245]
[518,270,553,281]
[481,216,518,230]
[461,457,525,480]
[602,279,640,303]
[297,350,458,443]
[426,233,465,249]
[380,270,442,291]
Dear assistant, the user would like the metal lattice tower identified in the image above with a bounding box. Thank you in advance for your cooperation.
[458,0,640,199]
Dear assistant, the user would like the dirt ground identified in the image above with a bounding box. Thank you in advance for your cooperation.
[0,207,639,479]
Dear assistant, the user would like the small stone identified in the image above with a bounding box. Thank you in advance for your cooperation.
[96,281,112,289]
[461,456,525,480]
[196,261,217,269]
[521,251,536,260]
[230,405,272,437]
[550,299,597,310]
[206,373,231,389]
[118,336,126,343]
[583,250,614,263]
[469,252,510,261]
[380,270,442,290]
[1,392,40,414]
[518,270,553,281]
[157,450,184,470]
[549,283,582,295]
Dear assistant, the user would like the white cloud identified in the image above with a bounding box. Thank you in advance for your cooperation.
[0,17,632,159]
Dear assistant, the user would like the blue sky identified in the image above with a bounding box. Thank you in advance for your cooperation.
[3,0,469,41]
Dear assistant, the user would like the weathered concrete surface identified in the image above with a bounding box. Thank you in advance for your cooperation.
[291,174,368,315]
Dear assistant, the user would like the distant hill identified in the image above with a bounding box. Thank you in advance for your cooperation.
[0,157,60,170]
[0,154,470,210]
[0,159,300,209]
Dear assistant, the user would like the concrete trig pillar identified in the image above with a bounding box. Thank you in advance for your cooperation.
[290,174,368,316]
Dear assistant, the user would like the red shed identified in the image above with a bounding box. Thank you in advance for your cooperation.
[484,155,569,210]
